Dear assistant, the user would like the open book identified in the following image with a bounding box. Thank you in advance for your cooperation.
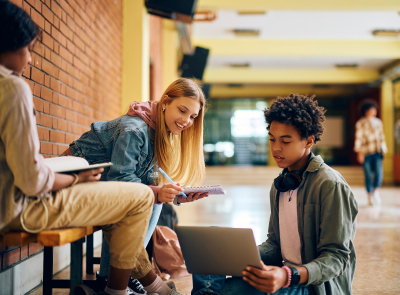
[44,156,113,174]
[181,185,226,195]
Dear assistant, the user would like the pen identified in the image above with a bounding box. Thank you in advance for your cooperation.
[158,168,188,198]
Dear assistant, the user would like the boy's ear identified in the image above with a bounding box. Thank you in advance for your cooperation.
[305,135,315,148]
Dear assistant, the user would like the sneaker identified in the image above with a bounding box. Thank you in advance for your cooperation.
[128,277,147,295]
[373,191,382,206]
[166,281,182,295]
[93,271,108,292]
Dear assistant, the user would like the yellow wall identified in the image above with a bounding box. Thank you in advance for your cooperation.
[381,79,394,183]
[122,0,149,112]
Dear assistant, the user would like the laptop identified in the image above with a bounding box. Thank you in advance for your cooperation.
[175,226,262,277]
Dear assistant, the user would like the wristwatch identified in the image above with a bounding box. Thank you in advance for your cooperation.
[289,267,300,286]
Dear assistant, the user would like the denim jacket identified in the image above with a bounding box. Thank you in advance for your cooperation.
[258,155,358,295]
[69,115,155,185]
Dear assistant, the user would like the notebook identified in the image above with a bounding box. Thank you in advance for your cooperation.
[181,185,226,195]
[175,226,262,276]
[44,156,113,174]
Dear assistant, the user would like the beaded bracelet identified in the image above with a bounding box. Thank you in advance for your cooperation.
[282,266,292,288]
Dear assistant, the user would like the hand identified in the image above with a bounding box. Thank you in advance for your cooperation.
[158,183,184,203]
[357,152,364,164]
[77,168,104,183]
[177,192,209,203]
[242,262,288,294]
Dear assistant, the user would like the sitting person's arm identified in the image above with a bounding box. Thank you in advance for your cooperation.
[51,168,104,191]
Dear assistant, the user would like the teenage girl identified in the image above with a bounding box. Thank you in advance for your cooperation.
[0,2,154,295]
[64,78,209,295]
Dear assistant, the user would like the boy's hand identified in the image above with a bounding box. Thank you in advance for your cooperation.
[158,183,184,203]
[242,261,288,294]
[357,152,364,164]
[177,192,209,203]
[77,168,103,183]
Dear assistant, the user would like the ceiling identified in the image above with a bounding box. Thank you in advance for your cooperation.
[192,1,400,99]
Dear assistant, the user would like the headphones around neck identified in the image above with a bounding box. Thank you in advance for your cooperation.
[273,154,315,192]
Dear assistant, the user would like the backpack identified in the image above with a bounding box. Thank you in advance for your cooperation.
[152,225,189,279]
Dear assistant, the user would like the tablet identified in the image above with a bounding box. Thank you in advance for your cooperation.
[175,226,262,277]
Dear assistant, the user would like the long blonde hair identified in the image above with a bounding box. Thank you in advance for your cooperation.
[155,78,206,186]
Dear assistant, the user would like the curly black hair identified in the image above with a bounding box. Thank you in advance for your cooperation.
[0,0,40,55]
[264,93,326,143]
[360,99,377,117]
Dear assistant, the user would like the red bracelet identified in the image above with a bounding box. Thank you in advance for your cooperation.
[282,266,292,288]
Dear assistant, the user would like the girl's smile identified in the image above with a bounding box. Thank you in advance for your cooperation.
[164,96,200,135]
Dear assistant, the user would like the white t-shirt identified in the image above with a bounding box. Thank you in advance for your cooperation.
[279,188,302,267]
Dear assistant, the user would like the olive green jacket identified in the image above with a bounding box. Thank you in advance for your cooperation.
[258,155,358,295]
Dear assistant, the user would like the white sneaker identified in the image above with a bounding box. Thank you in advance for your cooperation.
[373,191,382,206]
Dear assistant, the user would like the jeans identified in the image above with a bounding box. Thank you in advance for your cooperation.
[99,203,163,277]
[363,152,383,193]
[192,274,311,295]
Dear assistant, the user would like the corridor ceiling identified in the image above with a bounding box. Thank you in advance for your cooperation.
[193,0,400,99]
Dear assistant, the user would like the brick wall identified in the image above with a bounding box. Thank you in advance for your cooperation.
[1,0,123,271]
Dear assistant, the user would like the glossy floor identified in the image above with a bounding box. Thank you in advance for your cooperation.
[29,185,400,294]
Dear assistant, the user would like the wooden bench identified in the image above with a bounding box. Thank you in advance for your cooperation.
[1,226,101,294]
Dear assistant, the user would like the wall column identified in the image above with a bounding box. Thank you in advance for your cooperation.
[162,19,179,91]
[122,0,149,111]
[381,79,394,183]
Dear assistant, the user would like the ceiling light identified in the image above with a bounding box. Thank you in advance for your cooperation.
[232,29,260,36]
[335,63,359,68]
[372,30,400,37]
[237,11,266,15]
[228,63,250,68]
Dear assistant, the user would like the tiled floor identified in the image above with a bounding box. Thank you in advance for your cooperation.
[29,185,400,294]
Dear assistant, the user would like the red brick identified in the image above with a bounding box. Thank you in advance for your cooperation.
[22,1,31,15]
[50,78,60,92]
[61,10,67,23]
[60,21,73,40]
[33,83,42,97]
[58,119,69,132]
[28,243,43,255]
[52,144,59,154]
[44,20,52,34]
[67,15,76,32]
[31,9,44,29]
[45,0,51,7]
[22,66,31,79]
[9,0,23,8]
[41,3,53,23]
[59,46,73,63]
[43,101,50,113]
[44,74,51,87]
[50,104,65,118]
[58,0,74,17]
[33,41,45,56]
[73,35,85,51]
[50,130,65,143]
[32,53,42,69]
[21,246,28,260]
[3,249,20,268]
[42,32,53,50]
[40,142,52,154]
[53,16,60,29]
[40,114,52,127]
[44,47,51,60]
[51,27,62,44]
[31,67,44,84]
[54,68,59,79]
[50,52,62,68]
[51,0,61,18]
[41,87,53,101]
[41,59,53,75]
[33,96,44,112]
[66,133,75,144]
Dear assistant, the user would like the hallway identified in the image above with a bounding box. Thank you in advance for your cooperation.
[28,180,400,294]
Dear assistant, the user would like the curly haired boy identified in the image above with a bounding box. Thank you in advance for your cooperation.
[192,94,358,295]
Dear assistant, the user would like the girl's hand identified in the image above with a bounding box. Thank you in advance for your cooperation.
[357,152,364,164]
[158,183,184,203]
[177,192,209,203]
[77,168,104,183]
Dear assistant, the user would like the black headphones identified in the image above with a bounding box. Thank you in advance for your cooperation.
[273,154,315,192]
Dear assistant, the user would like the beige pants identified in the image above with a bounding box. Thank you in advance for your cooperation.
[6,181,154,278]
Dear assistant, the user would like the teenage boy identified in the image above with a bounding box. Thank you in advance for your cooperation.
[0,2,158,295]
[192,94,358,295]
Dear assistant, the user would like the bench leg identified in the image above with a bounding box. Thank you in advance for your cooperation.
[86,234,94,275]
[43,247,53,295]
[70,238,84,290]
